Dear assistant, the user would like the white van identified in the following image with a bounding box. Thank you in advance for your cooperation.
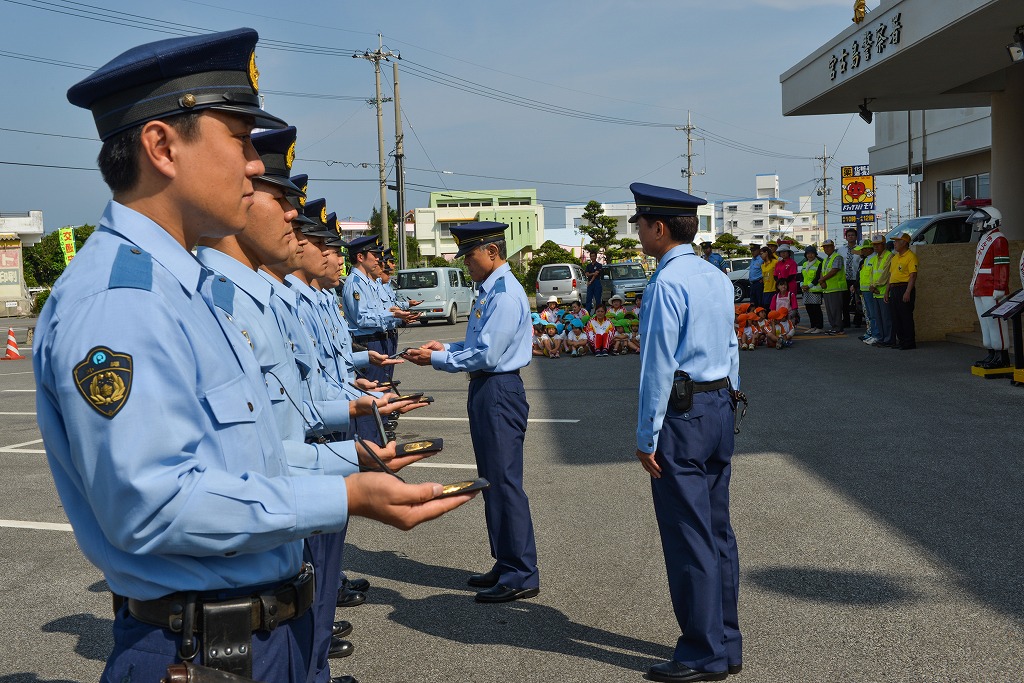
[395,267,475,325]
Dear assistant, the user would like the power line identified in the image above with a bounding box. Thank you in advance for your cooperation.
[0,159,97,171]
[0,126,97,141]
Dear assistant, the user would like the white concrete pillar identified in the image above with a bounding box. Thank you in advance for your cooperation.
[991,67,1024,239]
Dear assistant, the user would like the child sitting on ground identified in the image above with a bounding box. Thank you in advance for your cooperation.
[611,319,631,355]
[542,323,563,358]
[565,320,588,356]
[752,308,771,347]
[586,305,614,357]
[627,319,641,353]
[532,319,546,356]
[770,280,799,326]
[776,307,796,347]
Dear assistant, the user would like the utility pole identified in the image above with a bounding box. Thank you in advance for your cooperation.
[815,144,832,242]
[354,35,398,249]
[675,112,704,194]
[896,181,902,224]
[392,59,407,269]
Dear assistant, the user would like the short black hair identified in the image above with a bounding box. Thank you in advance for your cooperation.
[477,239,507,260]
[97,112,202,195]
[646,214,699,244]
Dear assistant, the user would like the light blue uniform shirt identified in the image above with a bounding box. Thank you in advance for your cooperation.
[286,275,357,402]
[318,288,369,380]
[342,267,398,335]
[260,271,353,436]
[636,244,740,453]
[430,262,532,373]
[197,248,357,476]
[34,202,349,600]
[748,254,764,282]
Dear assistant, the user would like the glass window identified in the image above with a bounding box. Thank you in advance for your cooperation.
[978,173,990,199]
[397,271,438,289]
[608,264,648,280]
[964,175,977,199]
[540,266,572,281]
[449,271,459,287]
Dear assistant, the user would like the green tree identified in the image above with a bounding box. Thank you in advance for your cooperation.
[712,232,746,258]
[577,201,620,255]
[368,206,421,265]
[426,256,450,268]
[23,225,96,287]
[607,237,642,263]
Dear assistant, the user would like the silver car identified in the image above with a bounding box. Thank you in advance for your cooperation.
[535,263,586,308]
[396,267,474,325]
[602,262,649,306]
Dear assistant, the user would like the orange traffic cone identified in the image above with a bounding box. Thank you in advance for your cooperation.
[3,327,25,360]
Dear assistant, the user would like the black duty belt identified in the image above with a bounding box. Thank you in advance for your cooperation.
[122,563,314,634]
[693,378,730,393]
[468,369,521,381]
[353,331,388,343]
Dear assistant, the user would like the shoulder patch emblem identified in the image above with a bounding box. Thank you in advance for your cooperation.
[353,292,360,300]
[74,346,133,419]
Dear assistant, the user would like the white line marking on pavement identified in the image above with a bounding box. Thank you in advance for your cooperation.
[0,519,72,531]
[399,416,579,424]
[3,439,42,448]
[408,462,477,469]
[0,412,36,415]
[0,371,35,376]
[2,389,35,392]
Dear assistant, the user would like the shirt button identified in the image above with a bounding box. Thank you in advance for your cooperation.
[648,443,654,448]
[280,387,285,395]
[247,402,254,412]
[311,530,323,535]
[684,413,689,418]
[130,248,141,255]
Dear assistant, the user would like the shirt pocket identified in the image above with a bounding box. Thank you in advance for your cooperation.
[203,373,261,425]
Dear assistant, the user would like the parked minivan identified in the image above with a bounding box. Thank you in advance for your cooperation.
[602,262,649,305]
[885,209,976,245]
[535,263,586,309]
[395,267,475,325]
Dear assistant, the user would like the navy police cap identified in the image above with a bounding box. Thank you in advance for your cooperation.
[346,235,383,257]
[67,28,286,141]
[300,198,335,238]
[287,174,316,225]
[451,221,508,258]
[627,182,707,223]
[252,126,303,196]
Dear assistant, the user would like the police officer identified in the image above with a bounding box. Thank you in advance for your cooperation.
[629,183,741,682]
[404,222,540,603]
[700,241,726,272]
[38,28,476,683]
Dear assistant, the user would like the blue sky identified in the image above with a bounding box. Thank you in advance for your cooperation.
[0,0,899,240]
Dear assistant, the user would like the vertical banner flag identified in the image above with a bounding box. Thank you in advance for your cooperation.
[59,226,77,265]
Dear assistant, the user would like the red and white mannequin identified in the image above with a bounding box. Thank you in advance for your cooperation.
[967,204,1010,369]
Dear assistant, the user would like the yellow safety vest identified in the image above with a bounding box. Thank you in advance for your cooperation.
[802,258,823,293]
[821,252,846,293]
[858,256,872,291]
[869,250,892,299]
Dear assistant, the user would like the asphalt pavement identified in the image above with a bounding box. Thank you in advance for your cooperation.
[2,319,1024,682]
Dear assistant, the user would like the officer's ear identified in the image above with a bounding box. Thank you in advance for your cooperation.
[138,119,179,181]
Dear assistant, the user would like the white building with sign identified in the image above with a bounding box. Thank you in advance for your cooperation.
[0,211,44,316]
[564,200,716,254]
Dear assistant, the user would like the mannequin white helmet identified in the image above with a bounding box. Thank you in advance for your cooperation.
[968,206,1001,231]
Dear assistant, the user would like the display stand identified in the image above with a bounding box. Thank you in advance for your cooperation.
[980,289,1024,382]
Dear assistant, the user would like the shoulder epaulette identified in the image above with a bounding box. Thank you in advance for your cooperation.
[492,276,507,294]
[108,243,153,291]
[212,274,235,315]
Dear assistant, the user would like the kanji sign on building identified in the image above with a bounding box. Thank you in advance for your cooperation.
[841,165,875,213]
[59,226,77,265]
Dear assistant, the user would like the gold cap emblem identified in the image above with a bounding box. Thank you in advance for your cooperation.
[320,206,327,224]
[181,93,197,108]
[247,50,260,93]
[286,140,296,171]
[298,188,307,207]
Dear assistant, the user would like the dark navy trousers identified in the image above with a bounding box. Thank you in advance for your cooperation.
[307,530,345,683]
[650,388,741,673]
[467,372,539,589]
[102,583,314,683]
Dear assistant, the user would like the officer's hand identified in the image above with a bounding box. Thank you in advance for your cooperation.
[350,395,403,417]
[636,448,661,478]
[354,377,380,392]
[403,347,434,366]
[356,439,397,469]
[392,398,430,414]
[420,340,445,351]
[345,473,478,530]
[408,299,424,306]
[368,350,404,367]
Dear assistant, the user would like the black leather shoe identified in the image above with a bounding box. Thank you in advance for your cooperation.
[331,676,358,683]
[343,577,370,592]
[474,584,539,603]
[328,637,354,659]
[728,663,742,675]
[466,569,500,588]
[336,586,366,607]
[646,661,728,682]
[332,620,352,638]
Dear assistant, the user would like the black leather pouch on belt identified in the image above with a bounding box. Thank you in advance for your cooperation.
[202,598,253,679]
[163,661,262,683]
[669,371,694,412]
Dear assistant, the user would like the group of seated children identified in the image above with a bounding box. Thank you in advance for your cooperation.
[736,302,796,350]
[532,298,640,358]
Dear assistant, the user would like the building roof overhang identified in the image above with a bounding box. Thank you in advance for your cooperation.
[780,0,1022,116]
